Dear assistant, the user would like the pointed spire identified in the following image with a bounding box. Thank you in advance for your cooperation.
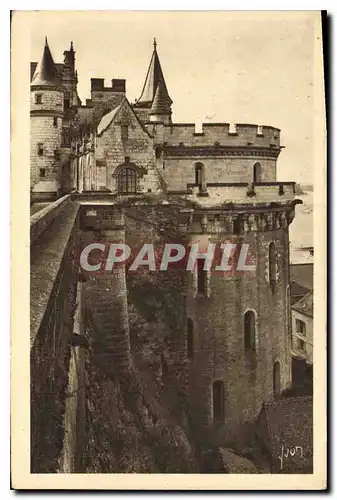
[70,41,74,51]
[31,37,59,87]
[150,80,172,116]
[137,40,172,108]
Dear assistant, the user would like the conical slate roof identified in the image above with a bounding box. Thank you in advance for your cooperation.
[31,37,60,87]
[149,80,172,115]
[137,39,172,107]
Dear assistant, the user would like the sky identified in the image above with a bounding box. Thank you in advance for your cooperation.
[29,11,324,183]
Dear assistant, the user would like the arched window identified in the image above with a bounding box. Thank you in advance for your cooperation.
[273,361,281,397]
[187,318,194,360]
[117,167,137,194]
[269,242,277,293]
[212,380,224,422]
[197,258,207,295]
[253,162,262,183]
[195,162,205,187]
[244,310,256,351]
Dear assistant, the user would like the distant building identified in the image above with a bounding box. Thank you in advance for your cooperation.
[289,263,313,366]
[290,263,313,305]
[291,291,313,365]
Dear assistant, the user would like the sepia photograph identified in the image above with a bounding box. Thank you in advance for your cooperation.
[11,10,326,490]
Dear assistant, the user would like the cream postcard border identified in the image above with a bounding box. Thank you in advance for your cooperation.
[10,10,327,490]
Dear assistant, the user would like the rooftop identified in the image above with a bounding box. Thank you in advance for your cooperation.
[290,263,313,291]
[136,39,172,107]
[292,291,314,318]
[31,37,60,88]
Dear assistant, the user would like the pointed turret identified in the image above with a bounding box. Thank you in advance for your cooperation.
[137,38,172,108]
[149,80,172,123]
[31,37,59,88]
[30,37,64,201]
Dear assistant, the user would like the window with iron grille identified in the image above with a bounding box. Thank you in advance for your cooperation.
[117,167,137,194]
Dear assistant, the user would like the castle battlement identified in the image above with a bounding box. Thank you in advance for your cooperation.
[162,123,281,149]
[90,78,126,93]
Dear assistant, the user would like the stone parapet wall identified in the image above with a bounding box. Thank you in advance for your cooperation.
[30,200,80,472]
[30,194,72,244]
[163,123,280,148]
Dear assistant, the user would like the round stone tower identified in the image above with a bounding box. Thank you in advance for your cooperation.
[30,37,64,202]
[180,186,299,445]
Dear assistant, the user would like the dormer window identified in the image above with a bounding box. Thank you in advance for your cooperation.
[35,94,42,104]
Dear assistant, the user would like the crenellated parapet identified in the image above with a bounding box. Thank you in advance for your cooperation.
[162,123,281,151]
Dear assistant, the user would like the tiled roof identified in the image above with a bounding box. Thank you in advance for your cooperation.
[150,80,172,115]
[96,101,124,136]
[290,263,313,291]
[290,281,311,304]
[292,291,313,318]
[30,62,63,82]
[31,38,60,87]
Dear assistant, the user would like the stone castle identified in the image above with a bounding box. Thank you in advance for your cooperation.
[30,37,301,472]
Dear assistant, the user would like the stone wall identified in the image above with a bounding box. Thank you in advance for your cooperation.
[162,156,277,189]
[95,100,162,193]
[30,200,80,472]
[76,203,197,472]
[30,194,72,244]
[182,183,295,207]
[185,209,292,444]
[59,282,87,473]
[91,92,125,125]
[123,205,189,395]
[162,123,281,148]
[30,89,64,195]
